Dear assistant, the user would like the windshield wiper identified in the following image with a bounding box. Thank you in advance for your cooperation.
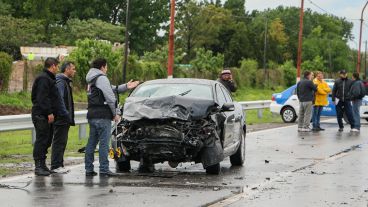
[178,89,192,96]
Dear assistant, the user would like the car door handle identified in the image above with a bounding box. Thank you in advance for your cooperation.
[291,98,297,101]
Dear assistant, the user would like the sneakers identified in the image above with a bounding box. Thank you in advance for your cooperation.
[317,127,325,131]
[52,167,70,174]
[298,128,303,132]
[338,128,344,132]
[351,128,360,132]
[312,128,320,132]
[301,128,311,132]
[86,171,98,177]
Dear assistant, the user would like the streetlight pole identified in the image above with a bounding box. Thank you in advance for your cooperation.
[296,0,304,82]
[122,0,130,83]
[167,0,175,79]
[357,1,368,73]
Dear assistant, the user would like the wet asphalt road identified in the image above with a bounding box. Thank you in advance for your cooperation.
[1,120,368,207]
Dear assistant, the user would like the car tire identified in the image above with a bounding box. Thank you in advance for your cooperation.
[205,163,220,175]
[281,106,297,123]
[116,159,131,172]
[230,129,246,166]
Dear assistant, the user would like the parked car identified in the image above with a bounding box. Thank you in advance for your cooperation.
[110,78,246,175]
[270,81,368,123]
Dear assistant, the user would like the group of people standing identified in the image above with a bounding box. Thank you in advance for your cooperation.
[297,70,366,133]
[31,57,138,176]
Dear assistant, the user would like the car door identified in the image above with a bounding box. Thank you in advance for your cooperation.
[215,84,235,148]
[220,85,241,145]
[284,87,300,114]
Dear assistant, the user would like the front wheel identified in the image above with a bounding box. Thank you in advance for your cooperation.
[230,129,246,166]
[205,163,220,175]
[281,106,297,123]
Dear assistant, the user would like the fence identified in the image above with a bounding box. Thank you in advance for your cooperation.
[0,101,271,144]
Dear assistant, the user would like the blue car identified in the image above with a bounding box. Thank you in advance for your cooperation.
[270,82,368,123]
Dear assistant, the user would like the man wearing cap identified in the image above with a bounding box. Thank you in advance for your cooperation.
[332,70,354,132]
[217,69,237,92]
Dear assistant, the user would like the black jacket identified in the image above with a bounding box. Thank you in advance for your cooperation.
[350,80,366,100]
[332,78,353,102]
[217,79,237,92]
[31,69,61,117]
[296,78,317,102]
[55,74,75,126]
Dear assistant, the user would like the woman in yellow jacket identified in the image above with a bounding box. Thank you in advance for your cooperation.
[312,71,331,131]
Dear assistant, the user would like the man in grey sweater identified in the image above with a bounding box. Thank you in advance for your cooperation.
[85,58,139,177]
[297,71,317,132]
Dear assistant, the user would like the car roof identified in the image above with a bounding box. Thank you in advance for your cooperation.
[141,78,218,86]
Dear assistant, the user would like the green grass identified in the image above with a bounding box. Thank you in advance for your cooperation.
[0,126,88,176]
[0,91,32,109]
[233,86,284,101]
[245,109,282,125]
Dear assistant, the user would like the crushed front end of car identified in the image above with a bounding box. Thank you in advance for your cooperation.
[111,95,224,170]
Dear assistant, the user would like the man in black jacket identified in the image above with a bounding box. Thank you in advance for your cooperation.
[296,71,317,132]
[31,57,61,176]
[217,69,237,92]
[52,62,76,173]
[350,72,366,132]
[332,70,354,132]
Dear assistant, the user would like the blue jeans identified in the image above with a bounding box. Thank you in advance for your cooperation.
[336,101,354,129]
[312,106,323,129]
[85,119,112,173]
[352,99,362,130]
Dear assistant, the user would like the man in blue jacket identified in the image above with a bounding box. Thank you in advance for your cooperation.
[52,61,76,173]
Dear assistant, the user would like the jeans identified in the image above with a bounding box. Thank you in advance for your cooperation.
[51,124,70,169]
[32,114,53,161]
[85,119,112,173]
[312,106,323,129]
[298,101,313,129]
[336,101,354,129]
[352,99,362,130]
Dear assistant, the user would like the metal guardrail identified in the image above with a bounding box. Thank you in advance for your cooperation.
[0,101,271,143]
[0,110,88,144]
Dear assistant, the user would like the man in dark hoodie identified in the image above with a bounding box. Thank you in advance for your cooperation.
[350,72,366,132]
[296,71,317,132]
[31,57,61,176]
[332,70,354,132]
[85,58,139,177]
[217,69,237,92]
[52,62,76,173]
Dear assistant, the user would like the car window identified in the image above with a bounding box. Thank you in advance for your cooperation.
[220,86,233,103]
[215,84,227,106]
[131,83,213,99]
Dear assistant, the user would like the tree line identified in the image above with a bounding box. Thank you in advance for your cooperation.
[0,0,359,91]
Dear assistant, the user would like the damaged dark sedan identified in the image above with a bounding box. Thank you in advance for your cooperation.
[110,78,246,174]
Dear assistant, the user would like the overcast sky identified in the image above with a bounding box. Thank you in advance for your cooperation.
[244,0,368,49]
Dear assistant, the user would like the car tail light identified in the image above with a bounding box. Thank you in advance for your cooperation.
[272,96,275,101]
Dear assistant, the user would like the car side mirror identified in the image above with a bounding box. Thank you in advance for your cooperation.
[221,103,235,112]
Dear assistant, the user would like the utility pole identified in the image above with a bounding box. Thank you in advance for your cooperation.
[122,0,130,83]
[296,0,304,82]
[365,40,367,76]
[167,0,175,79]
[263,17,268,87]
[357,1,368,73]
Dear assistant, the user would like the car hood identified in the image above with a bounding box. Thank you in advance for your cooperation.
[122,96,217,121]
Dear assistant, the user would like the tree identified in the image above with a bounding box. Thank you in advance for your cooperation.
[51,19,125,45]
[0,16,45,59]
[224,0,246,17]
[0,52,13,91]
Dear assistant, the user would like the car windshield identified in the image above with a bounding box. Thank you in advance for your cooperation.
[132,83,213,99]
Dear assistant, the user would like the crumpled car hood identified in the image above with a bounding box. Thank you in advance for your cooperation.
[122,95,217,121]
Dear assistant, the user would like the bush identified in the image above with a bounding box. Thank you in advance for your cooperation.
[235,59,258,88]
[189,48,224,79]
[280,60,296,87]
[67,39,122,88]
[0,52,13,91]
